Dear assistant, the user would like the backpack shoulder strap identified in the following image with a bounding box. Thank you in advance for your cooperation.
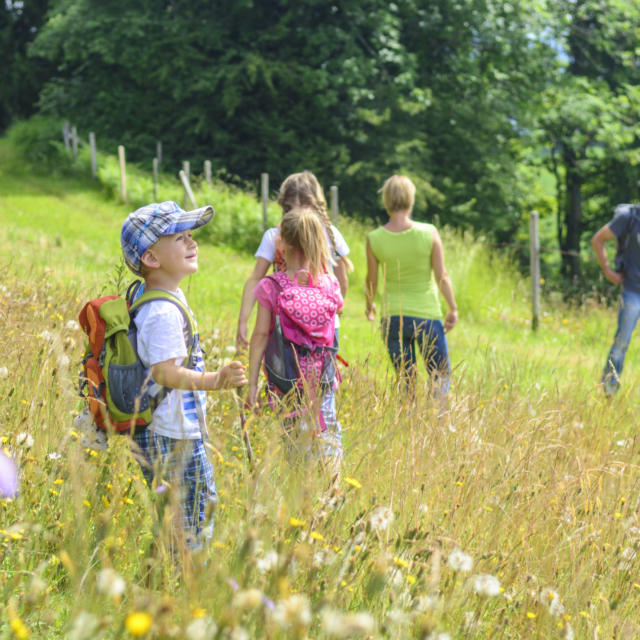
[129,290,196,341]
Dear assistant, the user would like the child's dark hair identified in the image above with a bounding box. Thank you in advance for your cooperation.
[279,208,334,280]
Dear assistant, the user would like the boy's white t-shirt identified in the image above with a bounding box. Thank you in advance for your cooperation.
[255,225,350,329]
[134,288,206,440]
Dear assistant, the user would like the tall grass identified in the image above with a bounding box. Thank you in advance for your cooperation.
[1,133,639,639]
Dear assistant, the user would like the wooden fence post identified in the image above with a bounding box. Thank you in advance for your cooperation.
[261,173,269,232]
[182,161,190,184]
[156,141,162,166]
[153,157,159,201]
[62,121,70,151]
[118,145,127,203]
[179,170,197,209]
[71,126,78,158]
[89,132,97,178]
[330,185,339,223]
[204,160,212,186]
[529,210,541,331]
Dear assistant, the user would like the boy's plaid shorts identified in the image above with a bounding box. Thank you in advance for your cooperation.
[131,430,217,545]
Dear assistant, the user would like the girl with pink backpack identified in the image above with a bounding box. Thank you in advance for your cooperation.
[248,208,344,464]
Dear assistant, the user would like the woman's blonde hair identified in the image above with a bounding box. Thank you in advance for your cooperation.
[279,208,334,280]
[382,175,416,213]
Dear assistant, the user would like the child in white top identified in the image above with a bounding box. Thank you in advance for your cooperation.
[120,200,247,549]
[236,171,351,350]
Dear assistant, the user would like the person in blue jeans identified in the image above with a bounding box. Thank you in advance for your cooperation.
[365,175,458,398]
[592,199,640,396]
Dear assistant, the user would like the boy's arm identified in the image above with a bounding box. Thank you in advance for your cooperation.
[431,228,458,332]
[592,224,624,285]
[365,238,378,321]
[248,303,272,407]
[237,257,271,350]
[152,360,247,391]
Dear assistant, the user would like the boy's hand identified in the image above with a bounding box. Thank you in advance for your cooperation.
[217,361,247,388]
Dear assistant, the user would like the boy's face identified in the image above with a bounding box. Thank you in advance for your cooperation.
[142,230,199,280]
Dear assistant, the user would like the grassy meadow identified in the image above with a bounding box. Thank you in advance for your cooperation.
[2,136,640,639]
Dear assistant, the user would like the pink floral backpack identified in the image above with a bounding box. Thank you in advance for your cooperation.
[263,270,342,396]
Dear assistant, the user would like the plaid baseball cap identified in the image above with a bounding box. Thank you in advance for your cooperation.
[121,201,214,275]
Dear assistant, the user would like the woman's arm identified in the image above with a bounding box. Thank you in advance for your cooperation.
[365,238,379,321]
[431,228,458,332]
[236,257,271,350]
[248,303,272,407]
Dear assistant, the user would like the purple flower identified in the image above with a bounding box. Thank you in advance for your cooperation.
[0,450,19,498]
[154,484,168,494]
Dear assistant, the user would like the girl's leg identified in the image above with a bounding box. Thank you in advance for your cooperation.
[316,388,343,465]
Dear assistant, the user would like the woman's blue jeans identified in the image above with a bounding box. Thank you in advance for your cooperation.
[602,288,640,394]
[382,315,450,396]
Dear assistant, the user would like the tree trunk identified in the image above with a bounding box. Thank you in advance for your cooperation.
[562,153,583,279]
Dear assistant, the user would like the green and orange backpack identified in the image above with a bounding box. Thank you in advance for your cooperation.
[78,281,197,434]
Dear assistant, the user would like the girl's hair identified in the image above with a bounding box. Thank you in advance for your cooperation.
[382,175,416,213]
[277,171,340,258]
[279,208,335,280]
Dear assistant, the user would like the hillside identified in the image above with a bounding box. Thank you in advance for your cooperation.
[1,136,639,638]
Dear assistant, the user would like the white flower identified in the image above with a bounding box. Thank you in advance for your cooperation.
[96,568,126,598]
[66,320,80,331]
[225,345,237,355]
[448,548,473,572]
[471,573,501,597]
[68,611,100,640]
[48,452,62,461]
[565,624,575,640]
[271,594,311,629]
[385,608,410,628]
[256,550,279,574]
[232,588,263,610]
[321,609,376,638]
[0,366,8,380]
[40,330,54,342]
[57,353,70,368]
[619,546,637,571]
[369,506,393,533]
[16,432,34,448]
[415,594,441,612]
[229,626,248,640]
[185,617,217,640]
[540,588,565,616]
[426,633,451,640]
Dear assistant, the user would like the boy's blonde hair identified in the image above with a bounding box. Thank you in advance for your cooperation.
[279,208,334,280]
[382,175,416,213]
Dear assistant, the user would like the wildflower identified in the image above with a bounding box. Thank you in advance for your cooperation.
[0,450,19,498]
[68,612,100,640]
[232,588,264,610]
[57,354,70,368]
[96,568,126,599]
[225,345,236,355]
[289,517,306,527]
[369,506,393,533]
[385,608,410,629]
[540,588,565,617]
[321,609,376,638]
[345,476,362,489]
[40,330,54,342]
[448,548,473,572]
[0,366,8,380]
[565,624,575,640]
[271,594,311,630]
[47,452,62,461]
[125,612,152,636]
[426,633,451,640]
[15,433,34,449]
[66,320,80,331]
[229,627,248,640]
[256,550,279,574]
[185,617,217,640]
[619,546,636,571]
[471,573,501,597]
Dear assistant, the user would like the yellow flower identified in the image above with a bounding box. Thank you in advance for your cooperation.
[125,612,152,636]
[289,517,307,527]
[10,616,30,639]
[192,607,206,618]
[526,611,536,619]
[310,531,324,541]
[345,477,362,489]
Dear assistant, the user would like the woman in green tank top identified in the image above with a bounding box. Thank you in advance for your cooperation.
[365,175,458,396]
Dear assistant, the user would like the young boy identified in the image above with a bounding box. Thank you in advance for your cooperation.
[120,200,247,549]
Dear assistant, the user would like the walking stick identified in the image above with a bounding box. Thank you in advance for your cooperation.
[236,387,254,466]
